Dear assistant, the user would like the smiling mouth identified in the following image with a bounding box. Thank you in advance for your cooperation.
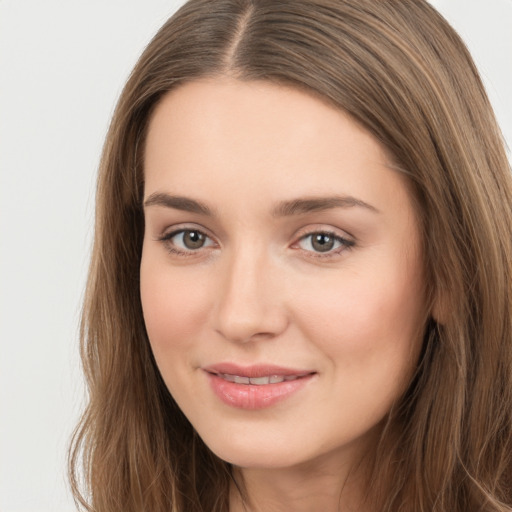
[209,373,311,385]
[205,369,316,409]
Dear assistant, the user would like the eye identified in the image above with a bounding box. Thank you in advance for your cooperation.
[296,231,354,256]
[160,228,215,255]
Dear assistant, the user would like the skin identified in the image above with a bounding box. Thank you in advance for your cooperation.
[140,78,427,512]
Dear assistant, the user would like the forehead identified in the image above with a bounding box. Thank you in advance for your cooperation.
[143,77,412,219]
[145,78,384,161]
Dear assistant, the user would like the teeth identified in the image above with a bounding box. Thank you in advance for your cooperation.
[250,376,270,385]
[220,373,300,385]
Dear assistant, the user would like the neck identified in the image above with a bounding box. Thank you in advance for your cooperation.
[229,450,371,512]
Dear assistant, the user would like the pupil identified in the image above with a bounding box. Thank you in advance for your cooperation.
[312,233,334,252]
[184,231,205,249]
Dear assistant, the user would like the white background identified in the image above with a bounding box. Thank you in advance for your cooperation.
[1,1,511,511]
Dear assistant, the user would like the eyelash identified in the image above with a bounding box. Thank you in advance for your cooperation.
[158,228,216,258]
[158,228,355,260]
[294,231,355,259]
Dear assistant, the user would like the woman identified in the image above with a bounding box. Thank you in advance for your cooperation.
[69,0,512,510]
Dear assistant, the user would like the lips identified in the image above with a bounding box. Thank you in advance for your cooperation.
[215,373,304,385]
[203,362,313,378]
[203,363,316,409]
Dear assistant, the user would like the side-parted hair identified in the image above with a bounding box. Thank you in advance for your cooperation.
[69,1,512,510]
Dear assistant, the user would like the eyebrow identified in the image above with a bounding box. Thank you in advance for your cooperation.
[271,195,380,217]
[144,192,214,216]
[143,192,379,217]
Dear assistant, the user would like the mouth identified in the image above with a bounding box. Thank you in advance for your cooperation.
[206,371,312,385]
[203,364,316,409]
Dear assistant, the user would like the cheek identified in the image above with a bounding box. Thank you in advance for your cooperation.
[140,256,212,356]
[292,256,425,380]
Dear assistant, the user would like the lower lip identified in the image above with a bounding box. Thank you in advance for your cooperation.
[205,372,314,410]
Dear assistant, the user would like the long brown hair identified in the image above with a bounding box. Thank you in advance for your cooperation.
[69,1,512,510]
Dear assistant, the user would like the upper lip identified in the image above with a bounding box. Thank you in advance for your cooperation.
[202,363,315,378]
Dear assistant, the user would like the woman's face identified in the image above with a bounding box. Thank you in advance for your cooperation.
[140,78,426,470]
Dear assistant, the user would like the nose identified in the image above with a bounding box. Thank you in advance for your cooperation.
[212,246,289,344]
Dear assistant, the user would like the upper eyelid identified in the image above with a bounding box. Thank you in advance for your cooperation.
[158,223,215,240]
[298,231,349,242]
[293,224,355,242]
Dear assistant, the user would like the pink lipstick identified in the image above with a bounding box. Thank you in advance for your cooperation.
[203,363,316,410]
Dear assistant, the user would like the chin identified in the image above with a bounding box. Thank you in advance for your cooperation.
[201,432,312,469]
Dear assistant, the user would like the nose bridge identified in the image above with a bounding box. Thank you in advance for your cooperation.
[213,240,286,343]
